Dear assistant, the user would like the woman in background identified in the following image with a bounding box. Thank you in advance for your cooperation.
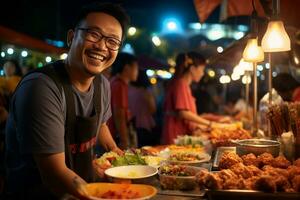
[162,52,218,144]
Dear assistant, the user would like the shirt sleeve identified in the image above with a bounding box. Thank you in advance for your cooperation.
[111,80,127,109]
[173,80,192,111]
[13,73,65,154]
[101,76,112,123]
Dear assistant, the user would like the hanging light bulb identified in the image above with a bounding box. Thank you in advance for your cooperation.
[243,38,264,62]
[262,20,291,52]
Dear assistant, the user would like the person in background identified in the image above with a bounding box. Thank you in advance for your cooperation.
[128,70,156,147]
[0,60,22,97]
[273,73,300,102]
[108,52,139,149]
[5,3,128,199]
[162,52,219,144]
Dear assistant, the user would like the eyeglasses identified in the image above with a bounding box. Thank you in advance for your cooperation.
[77,28,122,51]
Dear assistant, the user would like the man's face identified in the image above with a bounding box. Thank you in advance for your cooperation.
[67,12,122,76]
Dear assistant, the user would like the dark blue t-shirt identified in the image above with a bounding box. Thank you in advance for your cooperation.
[5,65,111,193]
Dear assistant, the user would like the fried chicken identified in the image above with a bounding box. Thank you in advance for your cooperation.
[254,175,277,192]
[294,158,300,167]
[196,170,223,190]
[287,165,300,181]
[241,153,260,167]
[257,153,274,168]
[230,163,255,179]
[292,175,300,192]
[271,155,291,169]
[219,152,243,169]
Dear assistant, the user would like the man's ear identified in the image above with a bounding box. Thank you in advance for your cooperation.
[67,29,75,47]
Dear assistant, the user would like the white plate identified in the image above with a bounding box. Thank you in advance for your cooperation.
[105,165,158,179]
[168,153,211,164]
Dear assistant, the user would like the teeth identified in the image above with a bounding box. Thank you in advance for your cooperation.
[88,53,105,61]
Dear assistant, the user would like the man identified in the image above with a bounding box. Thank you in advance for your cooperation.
[5,3,129,199]
[108,53,138,149]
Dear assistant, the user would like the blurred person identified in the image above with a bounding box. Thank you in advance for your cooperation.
[0,60,22,96]
[128,70,156,147]
[5,3,129,199]
[162,52,220,144]
[273,73,300,101]
[108,52,138,149]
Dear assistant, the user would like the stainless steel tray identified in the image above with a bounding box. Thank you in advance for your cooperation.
[212,146,236,169]
[206,189,300,200]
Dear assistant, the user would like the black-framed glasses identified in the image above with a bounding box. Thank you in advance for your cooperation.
[77,28,122,51]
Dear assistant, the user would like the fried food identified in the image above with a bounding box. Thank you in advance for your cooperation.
[262,165,289,177]
[257,153,274,168]
[196,170,223,190]
[230,163,255,179]
[243,176,260,190]
[294,158,300,167]
[219,152,243,169]
[292,175,300,192]
[241,153,260,167]
[246,165,263,176]
[271,155,291,169]
[254,175,277,192]
[287,166,300,181]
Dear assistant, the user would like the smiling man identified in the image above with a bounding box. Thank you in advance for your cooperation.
[5,3,129,200]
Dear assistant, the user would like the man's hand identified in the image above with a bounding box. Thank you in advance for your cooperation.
[111,146,124,155]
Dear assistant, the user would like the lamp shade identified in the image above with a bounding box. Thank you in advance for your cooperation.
[243,38,265,62]
[262,20,291,52]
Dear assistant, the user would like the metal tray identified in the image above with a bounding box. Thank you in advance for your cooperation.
[212,146,236,170]
[206,189,300,200]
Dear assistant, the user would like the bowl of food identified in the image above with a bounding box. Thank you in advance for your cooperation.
[233,139,280,157]
[84,183,157,200]
[158,164,206,190]
[167,152,211,166]
[105,165,158,184]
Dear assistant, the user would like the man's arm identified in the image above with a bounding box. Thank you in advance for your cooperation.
[34,153,89,199]
[98,123,122,154]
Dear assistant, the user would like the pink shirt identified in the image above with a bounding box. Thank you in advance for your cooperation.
[128,86,155,131]
[162,78,197,144]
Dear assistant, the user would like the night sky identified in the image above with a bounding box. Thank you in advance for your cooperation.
[0,0,215,44]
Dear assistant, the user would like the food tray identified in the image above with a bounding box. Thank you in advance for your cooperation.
[157,187,205,198]
[212,146,236,170]
[205,189,300,200]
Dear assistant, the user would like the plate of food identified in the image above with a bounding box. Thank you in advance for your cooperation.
[168,152,211,165]
[105,165,158,180]
[85,183,157,200]
[158,164,206,190]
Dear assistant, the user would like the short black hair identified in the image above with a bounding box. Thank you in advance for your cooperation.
[73,2,130,40]
[111,52,137,76]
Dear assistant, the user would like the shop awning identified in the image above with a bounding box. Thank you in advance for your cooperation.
[0,25,67,55]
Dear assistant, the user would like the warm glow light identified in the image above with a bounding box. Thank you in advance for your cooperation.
[169,67,175,74]
[217,46,223,53]
[243,38,264,62]
[128,27,137,36]
[208,69,215,78]
[231,73,240,81]
[150,77,157,84]
[60,53,68,60]
[262,20,291,52]
[242,75,252,84]
[152,36,161,46]
[219,75,231,84]
[239,59,253,71]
